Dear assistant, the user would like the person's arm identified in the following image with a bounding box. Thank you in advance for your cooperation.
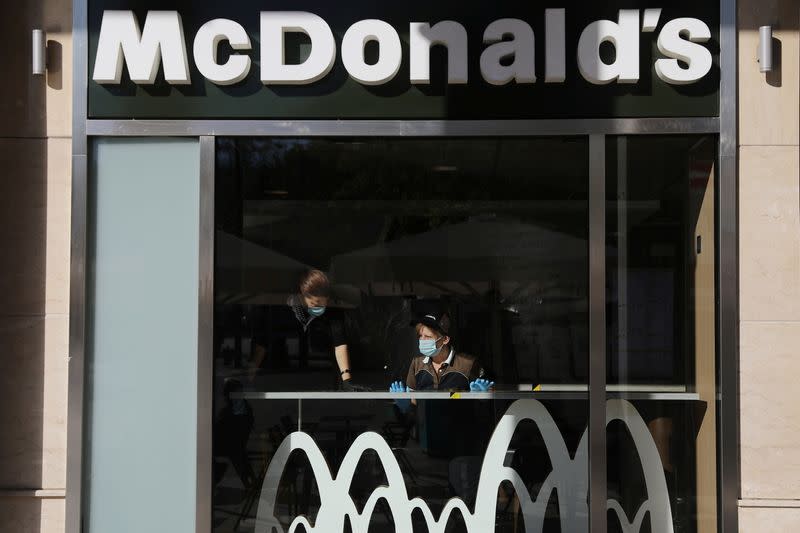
[468,360,494,391]
[331,314,370,391]
[389,363,417,413]
[389,380,411,411]
[334,344,352,381]
[329,314,354,381]
[337,344,371,391]
[405,362,418,407]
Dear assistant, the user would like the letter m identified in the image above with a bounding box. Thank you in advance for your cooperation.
[93,10,190,84]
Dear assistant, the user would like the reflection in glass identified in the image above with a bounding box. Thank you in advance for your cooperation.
[214,138,589,392]
[212,137,591,532]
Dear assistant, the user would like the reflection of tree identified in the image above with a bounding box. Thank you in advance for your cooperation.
[383,214,468,243]
[215,138,592,385]
[224,138,588,245]
[234,138,585,201]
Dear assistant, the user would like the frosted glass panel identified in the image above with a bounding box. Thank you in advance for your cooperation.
[85,138,200,533]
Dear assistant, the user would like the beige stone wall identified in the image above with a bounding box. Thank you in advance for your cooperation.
[0,1,71,532]
[738,0,800,530]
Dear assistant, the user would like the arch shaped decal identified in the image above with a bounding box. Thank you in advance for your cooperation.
[255,399,673,533]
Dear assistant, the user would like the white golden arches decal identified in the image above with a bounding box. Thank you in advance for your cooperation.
[255,399,673,533]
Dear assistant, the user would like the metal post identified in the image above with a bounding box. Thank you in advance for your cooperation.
[65,1,89,531]
[196,136,216,533]
[616,137,628,384]
[718,0,740,531]
[589,134,607,533]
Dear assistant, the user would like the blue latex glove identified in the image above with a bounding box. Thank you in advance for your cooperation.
[389,380,411,412]
[469,378,495,392]
[389,380,407,393]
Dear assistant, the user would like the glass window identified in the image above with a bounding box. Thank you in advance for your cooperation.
[605,135,718,533]
[212,137,590,532]
[214,137,589,392]
[84,138,200,533]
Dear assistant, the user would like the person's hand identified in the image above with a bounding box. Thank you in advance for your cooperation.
[389,381,411,412]
[469,378,495,392]
[341,379,371,392]
[389,380,408,393]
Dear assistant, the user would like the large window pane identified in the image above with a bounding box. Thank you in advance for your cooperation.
[85,138,200,533]
[605,136,717,533]
[214,138,588,391]
[212,137,590,532]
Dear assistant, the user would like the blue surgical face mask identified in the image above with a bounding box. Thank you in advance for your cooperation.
[419,337,442,357]
[308,306,326,317]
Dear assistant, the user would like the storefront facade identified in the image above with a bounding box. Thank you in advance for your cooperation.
[62,1,740,532]
[0,0,800,533]
[9,0,800,533]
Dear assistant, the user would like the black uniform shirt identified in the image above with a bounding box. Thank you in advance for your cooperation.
[286,295,347,352]
[252,295,347,369]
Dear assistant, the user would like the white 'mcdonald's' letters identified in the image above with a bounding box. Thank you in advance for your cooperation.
[91,9,715,87]
[260,12,336,85]
[93,11,191,84]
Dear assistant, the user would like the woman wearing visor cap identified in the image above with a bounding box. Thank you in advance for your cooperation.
[389,309,493,403]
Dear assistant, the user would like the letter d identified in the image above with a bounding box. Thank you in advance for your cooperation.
[261,12,336,85]
[577,10,640,84]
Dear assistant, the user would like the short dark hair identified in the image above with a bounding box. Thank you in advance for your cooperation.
[299,269,330,298]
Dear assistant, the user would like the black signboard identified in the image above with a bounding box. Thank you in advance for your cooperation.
[87,0,719,119]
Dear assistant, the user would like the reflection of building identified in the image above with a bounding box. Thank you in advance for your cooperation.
[2,1,800,533]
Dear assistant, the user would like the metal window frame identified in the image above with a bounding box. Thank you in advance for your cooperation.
[588,134,607,533]
[717,1,740,532]
[65,1,739,533]
[83,118,719,137]
[196,136,215,533]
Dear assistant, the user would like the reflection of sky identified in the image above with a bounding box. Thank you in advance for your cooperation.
[216,138,313,170]
[245,139,311,169]
[219,137,589,203]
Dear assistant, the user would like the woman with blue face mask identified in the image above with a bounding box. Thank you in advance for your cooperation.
[250,269,368,391]
[389,310,493,402]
